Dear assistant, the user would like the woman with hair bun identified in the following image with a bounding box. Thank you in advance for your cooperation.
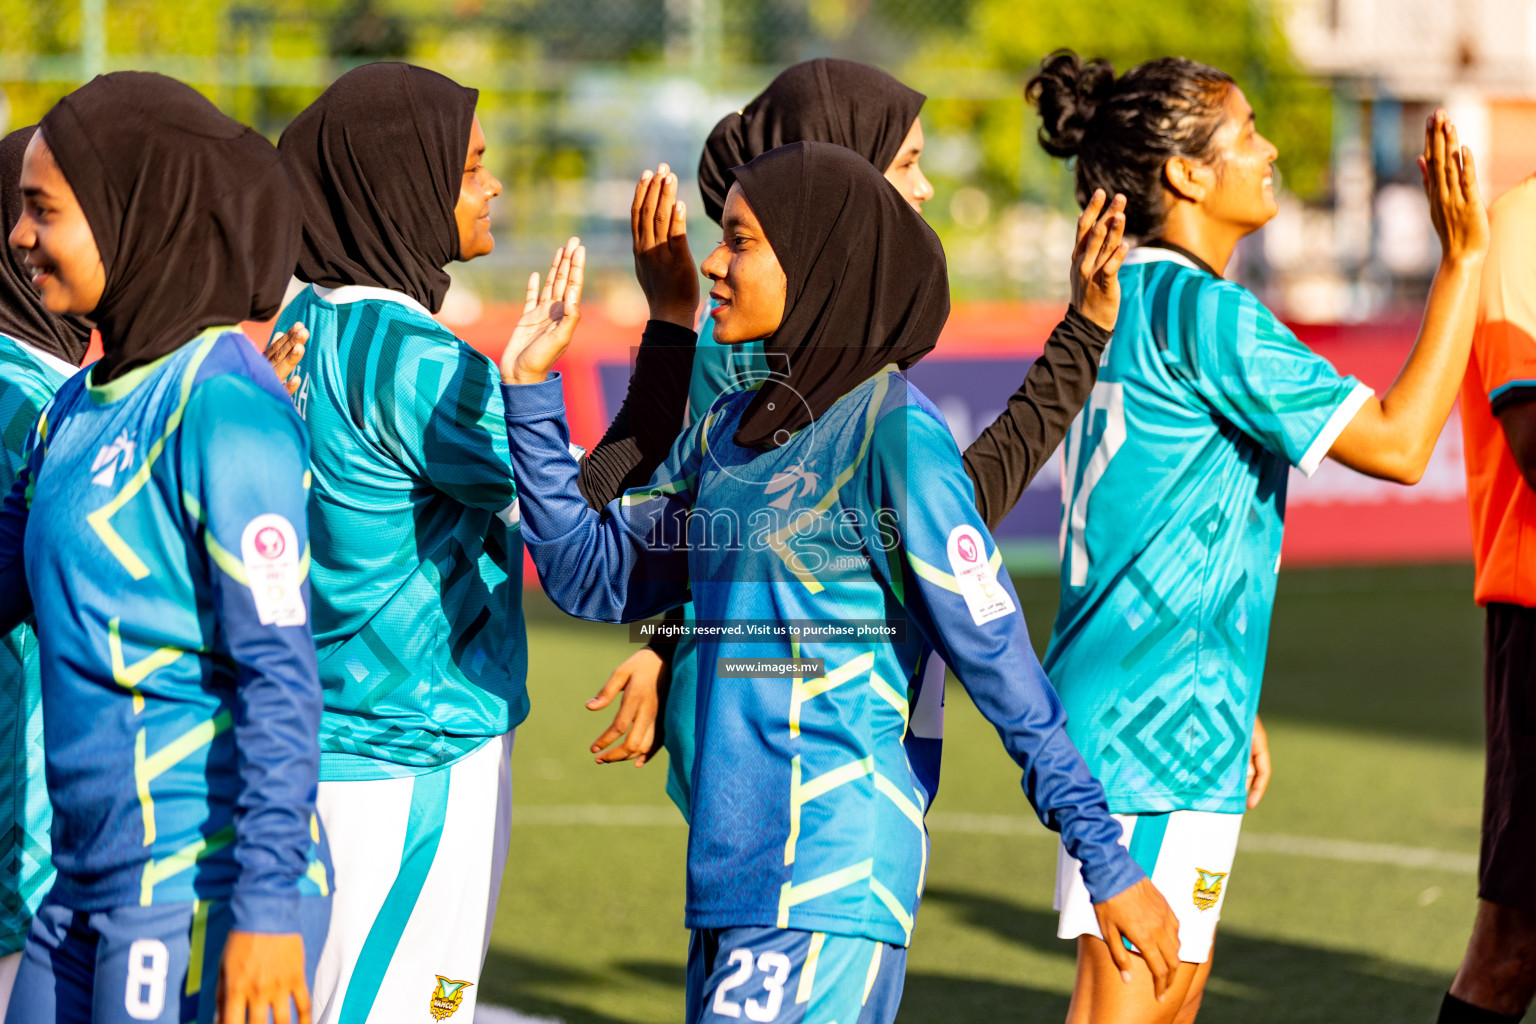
[1027,50,1487,1023]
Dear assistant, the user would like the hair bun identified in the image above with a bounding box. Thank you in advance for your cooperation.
[1027,50,1115,159]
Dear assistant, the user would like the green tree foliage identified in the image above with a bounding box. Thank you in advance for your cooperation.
[910,0,1332,208]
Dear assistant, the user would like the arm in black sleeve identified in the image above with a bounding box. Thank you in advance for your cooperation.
[645,604,685,661]
[575,319,697,509]
[960,306,1110,531]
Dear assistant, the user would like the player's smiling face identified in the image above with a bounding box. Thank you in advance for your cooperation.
[1197,86,1281,235]
[8,130,106,317]
[700,184,788,344]
[454,116,502,261]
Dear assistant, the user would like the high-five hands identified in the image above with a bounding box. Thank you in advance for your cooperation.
[1070,188,1129,333]
[500,238,586,386]
[632,164,698,329]
[1418,109,1487,266]
[264,322,308,398]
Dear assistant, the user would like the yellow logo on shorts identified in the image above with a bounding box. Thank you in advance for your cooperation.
[1192,868,1227,911]
[429,976,473,1020]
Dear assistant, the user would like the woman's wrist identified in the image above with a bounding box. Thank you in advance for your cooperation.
[648,303,698,329]
[1439,250,1487,273]
[505,366,551,386]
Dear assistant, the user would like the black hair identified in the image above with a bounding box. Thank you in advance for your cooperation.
[1026,50,1236,239]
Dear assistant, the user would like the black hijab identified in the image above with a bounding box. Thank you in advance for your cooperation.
[279,62,478,314]
[731,141,949,450]
[0,126,90,366]
[699,59,926,226]
[39,72,300,382]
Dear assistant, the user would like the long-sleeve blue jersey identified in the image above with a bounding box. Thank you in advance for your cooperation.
[503,369,1141,947]
[0,330,331,933]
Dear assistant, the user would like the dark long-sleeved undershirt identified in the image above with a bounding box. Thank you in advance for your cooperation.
[575,319,697,509]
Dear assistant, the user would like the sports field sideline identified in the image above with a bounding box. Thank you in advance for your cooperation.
[474,562,1486,1023]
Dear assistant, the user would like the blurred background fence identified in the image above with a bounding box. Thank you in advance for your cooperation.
[4,0,1529,316]
[4,0,1532,567]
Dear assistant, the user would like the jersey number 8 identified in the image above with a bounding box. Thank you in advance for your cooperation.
[124,938,171,1021]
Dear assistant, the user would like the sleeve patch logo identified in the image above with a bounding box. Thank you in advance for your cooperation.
[946,524,1015,626]
[241,513,306,627]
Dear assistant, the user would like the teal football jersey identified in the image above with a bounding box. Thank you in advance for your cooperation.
[0,334,71,953]
[1043,249,1372,814]
[275,285,527,781]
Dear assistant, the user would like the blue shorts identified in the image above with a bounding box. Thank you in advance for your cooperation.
[686,926,907,1024]
[5,895,330,1024]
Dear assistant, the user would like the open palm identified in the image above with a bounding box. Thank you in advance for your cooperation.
[500,237,586,386]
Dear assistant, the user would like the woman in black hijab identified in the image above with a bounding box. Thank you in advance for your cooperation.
[1,72,330,1024]
[270,61,699,1019]
[595,57,1128,818]
[698,58,930,223]
[495,140,1180,1021]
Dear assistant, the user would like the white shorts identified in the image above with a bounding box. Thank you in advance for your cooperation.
[1055,809,1242,964]
[312,730,513,1024]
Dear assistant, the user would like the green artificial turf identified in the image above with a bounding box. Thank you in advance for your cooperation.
[483,563,1486,1022]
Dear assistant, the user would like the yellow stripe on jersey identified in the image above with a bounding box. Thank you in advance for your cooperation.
[134,710,232,846]
[777,859,874,928]
[785,755,875,867]
[88,333,219,580]
[868,670,909,729]
[139,825,234,906]
[790,652,874,737]
[796,932,827,1005]
[862,941,884,1006]
[306,859,331,897]
[204,533,246,584]
[868,876,914,942]
[109,617,183,715]
[185,899,210,996]
[905,546,1005,596]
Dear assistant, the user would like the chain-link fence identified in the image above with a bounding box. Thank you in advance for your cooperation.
[4,0,1467,316]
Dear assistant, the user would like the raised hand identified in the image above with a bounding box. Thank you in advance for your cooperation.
[499,237,586,386]
[1418,109,1488,266]
[632,164,698,329]
[1070,189,1129,333]
[264,321,308,398]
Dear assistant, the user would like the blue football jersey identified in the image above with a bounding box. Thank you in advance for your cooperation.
[1044,249,1372,814]
[0,334,72,953]
[667,310,771,817]
[0,330,331,932]
[504,368,1142,947]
